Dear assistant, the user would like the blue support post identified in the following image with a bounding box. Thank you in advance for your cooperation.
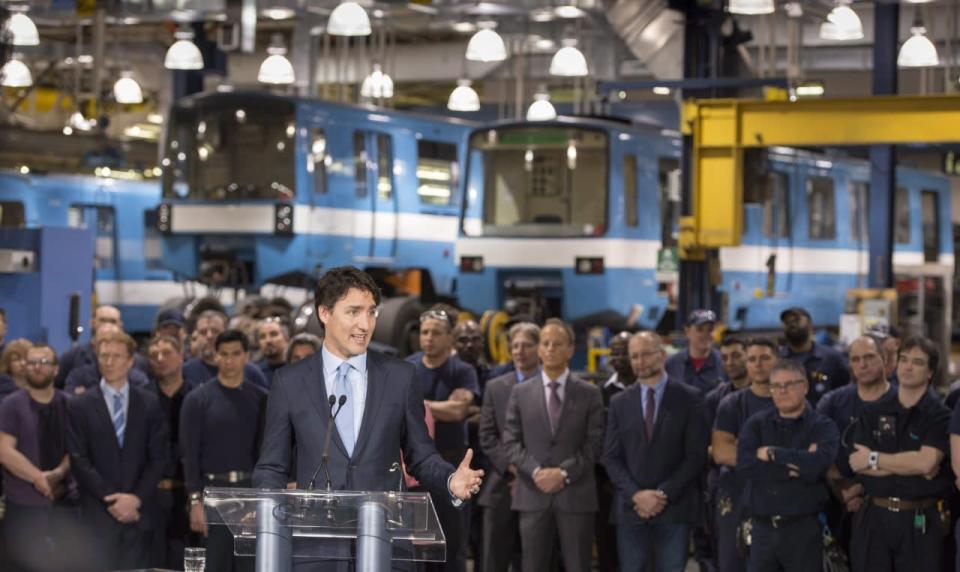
[868,3,899,288]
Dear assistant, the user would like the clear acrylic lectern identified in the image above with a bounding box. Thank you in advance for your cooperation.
[204,487,446,572]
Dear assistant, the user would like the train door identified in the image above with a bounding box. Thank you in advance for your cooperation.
[67,204,117,302]
[351,131,398,260]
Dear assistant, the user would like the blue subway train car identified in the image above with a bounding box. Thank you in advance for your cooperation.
[454,121,953,333]
[0,170,174,335]
[157,92,477,347]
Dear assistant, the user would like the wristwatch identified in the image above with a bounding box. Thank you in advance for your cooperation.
[868,451,879,471]
[559,468,570,486]
[189,491,203,507]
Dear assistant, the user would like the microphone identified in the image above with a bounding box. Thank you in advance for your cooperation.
[307,394,347,490]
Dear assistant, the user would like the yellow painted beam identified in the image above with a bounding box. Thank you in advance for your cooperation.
[680,94,960,252]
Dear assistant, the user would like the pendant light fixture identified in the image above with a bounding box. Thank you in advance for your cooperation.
[4,12,39,46]
[113,71,144,104]
[328,1,372,37]
[466,22,507,62]
[164,26,203,70]
[447,79,480,112]
[258,34,296,84]
[898,12,939,68]
[549,40,588,77]
[819,2,863,41]
[526,90,557,122]
[728,0,775,15]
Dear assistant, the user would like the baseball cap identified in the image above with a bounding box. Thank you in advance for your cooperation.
[779,307,812,322]
[686,309,717,327]
[155,308,185,329]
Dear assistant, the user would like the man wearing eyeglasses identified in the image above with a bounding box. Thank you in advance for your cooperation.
[847,336,951,571]
[736,360,839,572]
[66,331,169,570]
[711,337,778,572]
[252,267,484,571]
[604,331,708,571]
[0,344,76,571]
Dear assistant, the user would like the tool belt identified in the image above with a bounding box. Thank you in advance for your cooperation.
[871,496,937,512]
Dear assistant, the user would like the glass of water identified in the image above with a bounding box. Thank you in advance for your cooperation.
[184,547,206,572]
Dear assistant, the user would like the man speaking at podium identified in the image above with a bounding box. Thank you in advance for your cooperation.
[253,266,484,567]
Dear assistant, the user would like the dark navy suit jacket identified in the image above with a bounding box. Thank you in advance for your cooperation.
[252,349,455,495]
[66,384,169,531]
[603,379,708,525]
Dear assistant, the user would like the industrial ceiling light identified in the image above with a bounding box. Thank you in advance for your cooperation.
[526,90,557,121]
[819,2,863,41]
[447,79,480,112]
[164,27,204,70]
[554,3,586,19]
[5,12,39,46]
[728,0,775,15]
[0,55,32,87]
[113,71,144,104]
[898,15,939,67]
[328,1,372,37]
[258,34,295,84]
[360,63,394,99]
[452,21,476,33]
[549,40,588,77]
[466,23,507,62]
[530,8,555,22]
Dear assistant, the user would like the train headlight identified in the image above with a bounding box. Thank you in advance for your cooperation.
[275,203,294,235]
[575,256,604,275]
[460,256,484,273]
[157,203,172,233]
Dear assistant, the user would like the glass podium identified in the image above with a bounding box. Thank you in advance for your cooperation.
[204,487,446,572]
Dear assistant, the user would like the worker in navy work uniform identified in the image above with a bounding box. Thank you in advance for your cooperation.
[254,317,290,387]
[665,309,723,397]
[180,330,268,572]
[711,337,778,572]
[818,335,895,544]
[182,310,270,390]
[847,335,951,571]
[604,331,708,571]
[778,307,848,406]
[947,380,960,572]
[737,360,839,572]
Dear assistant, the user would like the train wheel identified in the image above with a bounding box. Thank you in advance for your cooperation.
[480,309,511,365]
[373,295,424,356]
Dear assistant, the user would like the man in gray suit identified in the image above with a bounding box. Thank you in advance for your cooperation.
[503,318,605,572]
[478,322,541,572]
[252,266,483,569]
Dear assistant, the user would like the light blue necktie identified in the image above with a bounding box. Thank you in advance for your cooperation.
[335,362,355,456]
[112,392,125,448]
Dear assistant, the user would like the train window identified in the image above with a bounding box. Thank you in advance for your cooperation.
[354,132,368,198]
[763,172,790,238]
[162,97,296,200]
[468,126,608,237]
[895,187,911,244]
[921,190,940,263]
[143,209,165,270]
[309,129,328,194]
[849,181,869,242]
[69,205,115,270]
[623,155,638,227]
[659,158,681,246]
[417,140,459,207]
[377,134,393,200]
[0,201,25,228]
[806,176,836,240]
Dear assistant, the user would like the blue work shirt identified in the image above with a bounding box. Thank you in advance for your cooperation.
[182,358,270,391]
[779,342,849,406]
[664,347,723,397]
[736,406,839,518]
[817,383,896,476]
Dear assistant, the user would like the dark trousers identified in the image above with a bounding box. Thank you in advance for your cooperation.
[481,501,520,572]
[616,521,690,572]
[518,508,593,572]
[595,472,619,572]
[4,500,81,572]
[851,504,943,572]
[749,516,822,572]
[715,491,745,572]
[156,486,189,568]
[88,519,157,571]
[425,489,466,572]
[204,478,254,572]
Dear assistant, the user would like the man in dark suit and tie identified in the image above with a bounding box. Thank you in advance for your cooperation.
[252,266,483,569]
[478,321,541,572]
[604,331,709,571]
[502,318,604,572]
[66,331,169,570]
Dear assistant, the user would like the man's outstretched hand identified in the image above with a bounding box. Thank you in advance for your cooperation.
[448,448,485,500]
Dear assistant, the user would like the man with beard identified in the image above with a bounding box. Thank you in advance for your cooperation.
[478,322,541,572]
[779,307,848,407]
[255,318,290,386]
[182,310,269,390]
[712,337,779,572]
[848,336,951,571]
[818,336,895,519]
[597,331,636,571]
[737,361,839,572]
[147,335,194,568]
[0,344,75,571]
[665,309,724,397]
[604,331,708,571]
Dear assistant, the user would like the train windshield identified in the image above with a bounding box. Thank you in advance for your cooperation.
[466,126,608,237]
[162,96,296,200]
